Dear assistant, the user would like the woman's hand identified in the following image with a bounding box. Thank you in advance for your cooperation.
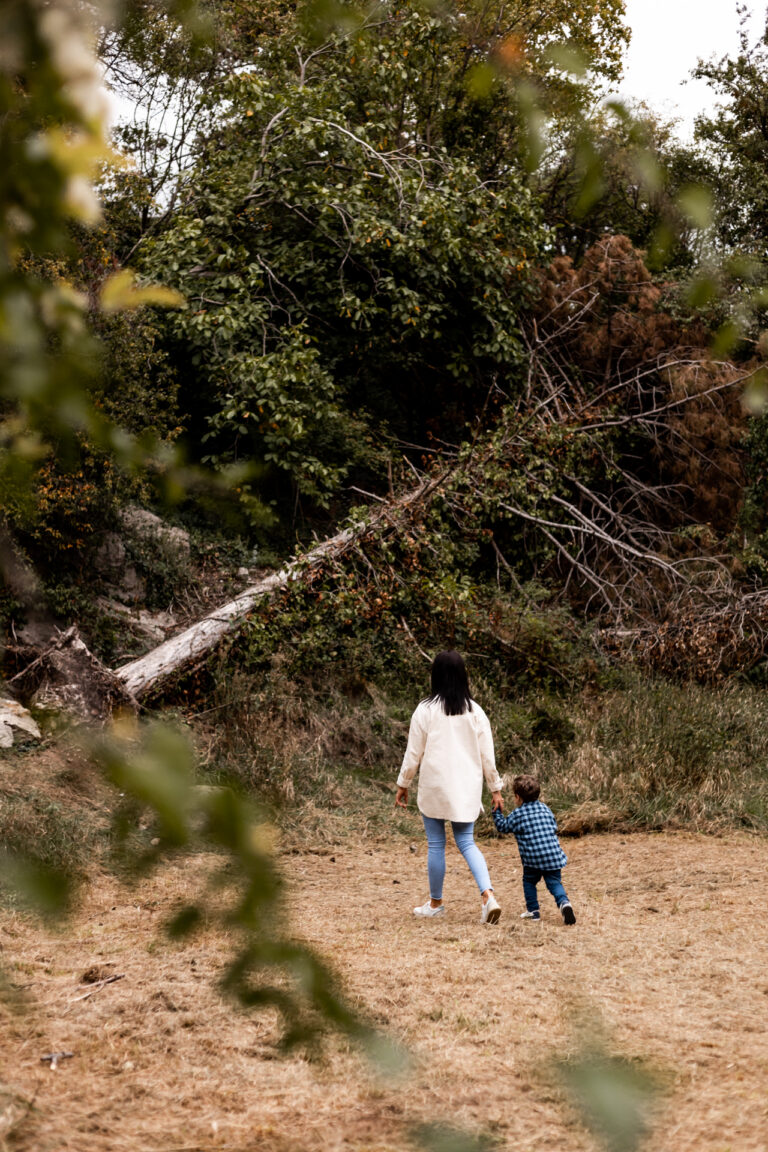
[491,790,503,812]
[395,787,409,808]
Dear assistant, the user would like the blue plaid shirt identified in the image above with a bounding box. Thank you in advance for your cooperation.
[493,800,567,870]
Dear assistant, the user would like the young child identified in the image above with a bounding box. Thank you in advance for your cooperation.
[493,773,576,925]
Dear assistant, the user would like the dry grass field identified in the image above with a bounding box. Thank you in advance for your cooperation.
[2,828,768,1152]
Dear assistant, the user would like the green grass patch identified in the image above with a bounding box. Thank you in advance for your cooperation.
[0,786,107,912]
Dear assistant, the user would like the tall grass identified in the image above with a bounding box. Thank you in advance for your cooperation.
[517,682,768,833]
[198,668,768,839]
[195,667,415,843]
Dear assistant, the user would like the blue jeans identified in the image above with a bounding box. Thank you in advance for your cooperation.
[421,815,492,900]
[522,865,569,912]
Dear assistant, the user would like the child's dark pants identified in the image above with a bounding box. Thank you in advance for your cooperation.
[522,865,569,912]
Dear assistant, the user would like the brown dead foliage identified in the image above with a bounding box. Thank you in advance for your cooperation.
[602,592,768,682]
[661,359,747,531]
[533,235,748,533]
[535,235,686,379]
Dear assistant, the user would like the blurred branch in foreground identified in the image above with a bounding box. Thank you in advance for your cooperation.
[554,1005,666,1152]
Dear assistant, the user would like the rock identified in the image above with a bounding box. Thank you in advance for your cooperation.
[95,535,144,604]
[95,599,177,643]
[96,509,188,604]
[95,532,126,577]
[0,696,41,748]
[20,626,137,722]
[236,567,249,578]
[110,566,146,606]
[120,507,190,556]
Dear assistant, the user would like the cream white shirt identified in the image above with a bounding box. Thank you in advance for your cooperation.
[396,698,503,822]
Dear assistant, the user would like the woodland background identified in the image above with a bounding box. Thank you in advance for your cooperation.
[4,3,768,1145]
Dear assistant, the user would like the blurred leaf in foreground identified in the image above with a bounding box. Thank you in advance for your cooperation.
[414,1122,495,1152]
[555,1049,662,1152]
[0,851,73,922]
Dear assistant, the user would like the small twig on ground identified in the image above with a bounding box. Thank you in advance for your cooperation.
[66,973,125,1009]
[40,1052,74,1070]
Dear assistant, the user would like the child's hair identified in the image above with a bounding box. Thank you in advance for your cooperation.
[427,650,472,716]
[513,774,540,803]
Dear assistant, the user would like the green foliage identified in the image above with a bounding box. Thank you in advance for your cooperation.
[0,1,113,474]
[8,454,120,571]
[540,103,717,267]
[741,402,768,542]
[0,0,199,626]
[694,9,768,261]
[143,5,549,510]
[222,505,587,698]
[686,10,768,352]
[95,310,181,441]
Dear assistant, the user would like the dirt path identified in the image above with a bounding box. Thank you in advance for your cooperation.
[1,831,767,1152]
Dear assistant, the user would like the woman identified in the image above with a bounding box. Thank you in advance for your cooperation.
[395,650,503,923]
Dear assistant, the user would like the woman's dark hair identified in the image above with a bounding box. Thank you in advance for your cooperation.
[427,650,472,716]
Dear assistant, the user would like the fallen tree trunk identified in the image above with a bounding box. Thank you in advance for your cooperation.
[114,475,444,701]
[115,566,293,700]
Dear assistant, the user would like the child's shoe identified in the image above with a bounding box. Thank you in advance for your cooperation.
[413,901,445,918]
[481,893,501,924]
[560,902,576,925]
[520,910,540,921]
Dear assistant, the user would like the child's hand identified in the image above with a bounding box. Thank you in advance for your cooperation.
[395,787,409,808]
[492,790,503,812]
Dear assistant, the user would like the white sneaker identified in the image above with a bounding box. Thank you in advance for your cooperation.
[481,893,501,924]
[520,910,540,921]
[413,901,445,918]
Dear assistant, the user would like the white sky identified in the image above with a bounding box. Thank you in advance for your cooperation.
[106,3,767,137]
[617,0,765,137]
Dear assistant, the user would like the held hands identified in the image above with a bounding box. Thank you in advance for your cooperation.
[491,791,503,812]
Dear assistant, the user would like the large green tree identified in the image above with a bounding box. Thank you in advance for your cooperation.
[144,6,555,512]
[103,0,629,241]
